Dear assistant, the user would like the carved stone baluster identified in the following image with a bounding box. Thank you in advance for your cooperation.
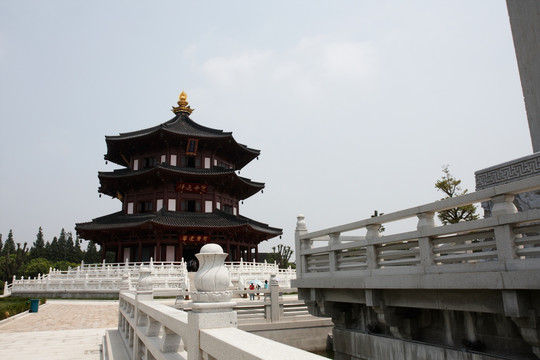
[146,317,160,337]
[160,326,181,353]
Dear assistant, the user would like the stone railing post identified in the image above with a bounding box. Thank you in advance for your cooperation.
[270,274,282,322]
[417,212,435,267]
[366,224,381,269]
[133,266,153,359]
[295,214,310,278]
[188,244,237,360]
[329,232,341,274]
[491,194,519,261]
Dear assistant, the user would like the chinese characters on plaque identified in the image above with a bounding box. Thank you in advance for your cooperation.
[186,138,198,155]
[175,182,208,194]
[181,235,210,244]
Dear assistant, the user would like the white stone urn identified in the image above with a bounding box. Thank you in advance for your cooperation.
[193,244,232,302]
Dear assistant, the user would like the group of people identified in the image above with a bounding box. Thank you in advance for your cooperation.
[248,280,268,300]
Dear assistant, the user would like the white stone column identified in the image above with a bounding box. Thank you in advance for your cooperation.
[366,224,381,269]
[329,232,341,274]
[133,266,153,359]
[417,212,435,267]
[492,194,519,261]
[188,244,237,360]
[295,214,310,278]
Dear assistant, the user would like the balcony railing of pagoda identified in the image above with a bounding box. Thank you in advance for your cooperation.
[294,174,540,290]
[117,245,323,360]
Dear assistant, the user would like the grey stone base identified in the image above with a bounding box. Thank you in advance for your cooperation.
[333,328,523,360]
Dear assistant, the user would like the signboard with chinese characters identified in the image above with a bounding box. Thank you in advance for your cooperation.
[175,182,208,194]
[181,235,210,244]
[186,138,199,155]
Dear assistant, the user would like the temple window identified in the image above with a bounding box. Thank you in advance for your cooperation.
[138,201,153,213]
[184,156,200,168]
[205,200,213,213]
[181,200,201,212]
[171,154,177,166]
[160,155,166,163]
[204,157,211,169]
[133,159,139,171]
[156,199,163,211]
[127,202,134,214]
[223,205,233,215]
[143,157,156,168]
[168,199,176,211]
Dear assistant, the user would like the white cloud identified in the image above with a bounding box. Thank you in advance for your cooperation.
[199,37,378,100]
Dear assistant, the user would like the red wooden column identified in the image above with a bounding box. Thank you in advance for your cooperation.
[156,238,162,261]
[117,241,122,263]
[176,242,183,262]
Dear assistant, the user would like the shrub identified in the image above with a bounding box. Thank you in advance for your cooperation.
[0,298,46,320]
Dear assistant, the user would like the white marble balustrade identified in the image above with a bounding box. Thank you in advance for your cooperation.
[116,244,323,360]
[294,174,540,290]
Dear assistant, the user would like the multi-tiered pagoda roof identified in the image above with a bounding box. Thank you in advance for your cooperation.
[76,92,281,263]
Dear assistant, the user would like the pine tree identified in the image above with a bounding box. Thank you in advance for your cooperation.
[1,230,16,256]
[30,227,46,259]
[84,241,101,264]
[435,166,479,225]
[57,229,68,261]
[48,237,59,261]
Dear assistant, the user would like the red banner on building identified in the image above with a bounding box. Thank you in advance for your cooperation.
[180,235,210,244]
[175,182,208,194]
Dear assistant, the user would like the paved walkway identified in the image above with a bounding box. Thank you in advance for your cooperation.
[0,300,120,360]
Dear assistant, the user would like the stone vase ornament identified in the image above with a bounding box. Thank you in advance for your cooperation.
[137,267,153,292]
[193,244,233,303]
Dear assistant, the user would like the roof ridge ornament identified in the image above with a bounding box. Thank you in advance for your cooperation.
[172,90,194,114]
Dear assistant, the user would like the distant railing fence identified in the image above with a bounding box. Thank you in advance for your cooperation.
[5,258,296,297]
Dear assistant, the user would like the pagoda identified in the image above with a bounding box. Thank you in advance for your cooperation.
[76,92,282,263]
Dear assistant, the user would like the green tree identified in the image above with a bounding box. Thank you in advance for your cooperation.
[71,234,84,263]
[21,258,53,279]
[57,229,68,261]
[1,230,16,257]
[84,241,101,264]
[266,244,294,269]
[1,242,28,281]
[30,227,46,259]
[435,166,479,225]
[48,236,59,261]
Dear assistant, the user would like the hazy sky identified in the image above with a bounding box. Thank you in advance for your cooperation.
[0,1,532,254]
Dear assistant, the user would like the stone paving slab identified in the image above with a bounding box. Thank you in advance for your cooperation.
[0,328,108,360]
[0,300,119,333]
[0,300,120,360]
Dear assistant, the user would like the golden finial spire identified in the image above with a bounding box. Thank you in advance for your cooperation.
[172,90,194,114]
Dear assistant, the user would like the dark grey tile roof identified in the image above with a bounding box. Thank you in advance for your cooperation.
[76,209,282,235]
[106,113,232,140]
